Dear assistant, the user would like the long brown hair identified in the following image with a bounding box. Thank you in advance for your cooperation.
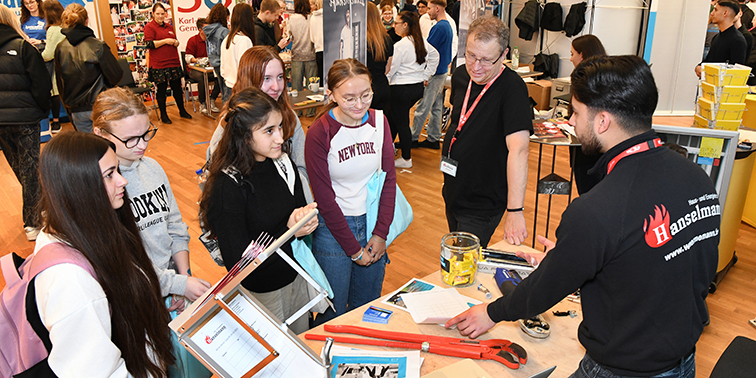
[61,3,87,28]
[397,11,426,65]
[20,0,44,25]
[0,4,28,42]
[199,88,282,235]
[42,0,64,28]
[205,3,229,26]
[235,46,296,141]
[314,58,371,121]
[294,0,311,16]
[226,3,256,49]
[367,2,389,62]
[38,132,174,378]
[572,34,607,61]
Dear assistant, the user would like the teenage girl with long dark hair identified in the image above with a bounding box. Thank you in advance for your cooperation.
[387,11,438,168]
[34,132,173,377]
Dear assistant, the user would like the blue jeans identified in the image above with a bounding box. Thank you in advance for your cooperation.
[569,352,695,378]
[411,72,447,143]
[312,214,388,325]
[213,66,230,104]
[71,111,93,133]
[290,60,318,91]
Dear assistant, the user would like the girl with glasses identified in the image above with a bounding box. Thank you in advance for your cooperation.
[387,10,438,168]
[93,87,211,312]
[305,59,396,324]
[199,87,318,334]
[31,132,173,377]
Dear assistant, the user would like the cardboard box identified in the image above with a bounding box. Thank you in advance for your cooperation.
[550,77,571,107]
[527,80,552,111]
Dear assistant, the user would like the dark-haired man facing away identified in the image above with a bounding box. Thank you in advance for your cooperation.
[448,55,720,378]
[696,0,747,77]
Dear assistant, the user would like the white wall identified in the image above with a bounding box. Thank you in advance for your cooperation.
[506,0,646,78]
[648,0,709,115]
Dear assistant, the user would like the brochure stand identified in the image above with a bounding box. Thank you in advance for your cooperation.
[170,209,333,378]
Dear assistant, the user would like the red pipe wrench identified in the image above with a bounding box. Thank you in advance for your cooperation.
[305,324,527,369]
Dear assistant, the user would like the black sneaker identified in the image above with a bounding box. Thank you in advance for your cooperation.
[51,121,61,134]
[179,111,193,119]
[161,114,172,124]
[418,140,440,149]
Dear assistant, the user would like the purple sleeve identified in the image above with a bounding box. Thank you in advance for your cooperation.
[305,117,363,256]
[372,112,396,240]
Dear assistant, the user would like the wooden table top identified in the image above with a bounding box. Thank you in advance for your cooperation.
[299,240,586,377]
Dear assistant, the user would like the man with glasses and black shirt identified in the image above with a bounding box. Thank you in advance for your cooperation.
[440,15,531,248]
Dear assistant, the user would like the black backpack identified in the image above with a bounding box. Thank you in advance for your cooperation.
[564,2,587,37]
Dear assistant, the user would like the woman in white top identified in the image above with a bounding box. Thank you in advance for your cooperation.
[32,132,173,377]
[386,10,438,168]
[220,3,255,90]
[289,0,317,92]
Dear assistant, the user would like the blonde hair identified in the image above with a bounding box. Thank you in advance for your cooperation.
[61,3,88,28]
[92,87,149,132]
[0,4,30,42]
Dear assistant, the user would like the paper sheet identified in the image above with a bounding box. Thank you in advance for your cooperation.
[381,278,441,312]
[190,294,324,378]
[400,288,472,324]
[328,345,422,378]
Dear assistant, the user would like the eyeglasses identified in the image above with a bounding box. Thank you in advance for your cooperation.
[336,91,374,107]
[465,51,503,68]
[101,124,158,148]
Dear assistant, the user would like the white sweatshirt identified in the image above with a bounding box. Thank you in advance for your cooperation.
[387,36,439,85]
[220,33,254,88]
[34,232,132,378]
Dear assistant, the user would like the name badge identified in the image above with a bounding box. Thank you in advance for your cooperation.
[440,156,458,177]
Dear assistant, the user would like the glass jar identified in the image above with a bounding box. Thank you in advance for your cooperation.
[440,232,480,287]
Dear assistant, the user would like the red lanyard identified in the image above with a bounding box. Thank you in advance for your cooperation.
[448,67,505,153]
[606,138,662,174]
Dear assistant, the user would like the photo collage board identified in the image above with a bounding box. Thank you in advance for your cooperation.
[109,0,172,87]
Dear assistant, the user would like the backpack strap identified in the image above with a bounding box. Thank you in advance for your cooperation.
[24,243,96,279]
[21,243,97,355]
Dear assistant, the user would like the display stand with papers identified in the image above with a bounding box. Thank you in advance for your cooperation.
[170,209,334,378]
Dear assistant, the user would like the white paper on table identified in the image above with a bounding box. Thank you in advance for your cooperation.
[400,288,471,324]
[191,294,324,378]
[327,345,422,378]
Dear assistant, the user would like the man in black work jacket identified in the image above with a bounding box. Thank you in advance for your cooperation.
[447,55,720,378]
[696,0,747,77]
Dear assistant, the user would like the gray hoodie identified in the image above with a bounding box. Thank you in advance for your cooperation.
[203,22,229,68]
[121,156,190,297]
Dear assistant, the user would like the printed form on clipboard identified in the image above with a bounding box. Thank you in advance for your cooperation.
[170,209,335,378]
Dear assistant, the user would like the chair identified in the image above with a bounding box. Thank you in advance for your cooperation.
[709,336,756,378]
[180,51,198,112]
[117,58,160,120]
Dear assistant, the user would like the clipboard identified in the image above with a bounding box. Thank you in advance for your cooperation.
[170,209,334,378]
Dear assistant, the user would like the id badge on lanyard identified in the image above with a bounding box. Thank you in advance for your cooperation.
[440,67,505,177]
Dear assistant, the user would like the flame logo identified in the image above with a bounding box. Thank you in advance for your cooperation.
[205,335,213,344]
[643,205,671,248]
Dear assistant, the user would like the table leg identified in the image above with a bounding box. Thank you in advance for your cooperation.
[203,69,215,119]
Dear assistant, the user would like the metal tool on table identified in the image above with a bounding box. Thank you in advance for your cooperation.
[305,325,528,369]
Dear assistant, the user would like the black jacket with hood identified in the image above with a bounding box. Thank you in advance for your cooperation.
[0,24,51,125]
[254,17,281,52]
[54,25,121,113]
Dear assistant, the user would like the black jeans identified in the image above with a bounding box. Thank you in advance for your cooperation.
[0,124,41,228]
[388,82,424,160]
[445,207,505,248]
